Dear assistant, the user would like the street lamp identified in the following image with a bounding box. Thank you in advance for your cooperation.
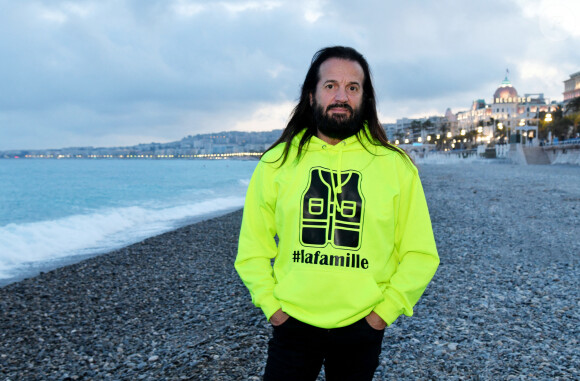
[545,113,553,143]
[518,119,526,144]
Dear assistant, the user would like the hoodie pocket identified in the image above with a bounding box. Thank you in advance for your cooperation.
[273,268,384,325]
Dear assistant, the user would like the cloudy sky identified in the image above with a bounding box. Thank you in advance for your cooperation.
[1,0,579,150]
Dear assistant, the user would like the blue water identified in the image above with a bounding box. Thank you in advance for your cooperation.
[0,159,258,284]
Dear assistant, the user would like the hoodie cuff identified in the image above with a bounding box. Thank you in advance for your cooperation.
[373,300,405,326]
[260,297,282,321]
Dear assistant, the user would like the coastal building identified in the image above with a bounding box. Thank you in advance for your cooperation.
[384,71,562,150]
[444,108,459,137]
[491,75,557,144]
[456,99,493,143]
[563,71,580,101]
[452,73,558,145]
[384,116,450,145]
[382,123,396,142]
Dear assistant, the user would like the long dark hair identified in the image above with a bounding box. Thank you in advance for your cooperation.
[263,46,409,164]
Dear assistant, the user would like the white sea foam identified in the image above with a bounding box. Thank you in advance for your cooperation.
[0,196,244,281]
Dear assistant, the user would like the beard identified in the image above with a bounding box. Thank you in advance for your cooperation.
[312,100,363,141]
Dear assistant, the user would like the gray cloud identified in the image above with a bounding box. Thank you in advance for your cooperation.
[1,0,579,149]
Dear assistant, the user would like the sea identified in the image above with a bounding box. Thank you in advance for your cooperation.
[0,158,258,286]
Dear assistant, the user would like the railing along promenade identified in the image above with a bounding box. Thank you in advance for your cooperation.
[542,138,580,150]
[407,148,479,160]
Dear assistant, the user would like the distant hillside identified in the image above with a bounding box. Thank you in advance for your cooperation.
[0,129,284,159]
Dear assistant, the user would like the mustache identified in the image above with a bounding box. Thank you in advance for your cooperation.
[326,103,353,113]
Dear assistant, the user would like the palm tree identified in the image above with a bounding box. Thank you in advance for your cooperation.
[565,96,580,115]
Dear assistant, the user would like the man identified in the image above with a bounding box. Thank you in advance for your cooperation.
[235,46,439,380]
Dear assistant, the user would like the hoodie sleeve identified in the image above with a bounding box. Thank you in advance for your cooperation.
[373,162,439,326]
[234,160,281,320]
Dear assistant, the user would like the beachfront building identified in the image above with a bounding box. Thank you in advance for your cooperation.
[490,74,558,144]
[456,99,493,144]
[384,115,451,146]
[383,72,563,150]
[383,118,415,144]
[383,123,397,142]
[394,118,414,143]
[453,74,558,146]
[563,71,580,102]
[444,108,459,137]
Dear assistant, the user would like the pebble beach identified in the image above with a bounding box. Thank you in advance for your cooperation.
[1,161,579,380]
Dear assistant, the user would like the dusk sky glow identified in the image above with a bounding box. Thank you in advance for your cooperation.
[1,0,579,150]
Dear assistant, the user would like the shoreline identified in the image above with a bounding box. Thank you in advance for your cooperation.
[0,206,243,288]
[1,163,579,379]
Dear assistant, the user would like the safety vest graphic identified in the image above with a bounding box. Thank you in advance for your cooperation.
[300,167,365,250]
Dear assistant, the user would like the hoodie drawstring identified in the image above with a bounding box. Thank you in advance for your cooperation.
[330,141,346,213]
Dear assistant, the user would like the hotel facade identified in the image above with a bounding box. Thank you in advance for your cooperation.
[563,71,580,101]
[385,71,568,147]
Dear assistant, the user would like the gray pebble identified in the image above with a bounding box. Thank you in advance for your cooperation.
[1,162,579,380]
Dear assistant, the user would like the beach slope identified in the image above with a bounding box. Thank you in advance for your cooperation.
[1,163,579,380]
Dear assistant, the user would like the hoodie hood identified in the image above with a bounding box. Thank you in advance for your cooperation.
[289,123,379,153]
[289,124,379,195]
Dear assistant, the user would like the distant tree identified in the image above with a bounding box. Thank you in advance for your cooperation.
[465,130,478,142]
[573,114,580,136]
[565,96,580,114]
[552,118,574,140]
[562,97,580,138]
[538,111,549,140]
[439,121,449,136]
[538,106,572,140]
[421,120,433,130]
[409,120,422,142]
[410,120,422,133]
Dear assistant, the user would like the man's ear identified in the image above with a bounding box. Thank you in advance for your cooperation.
[309,92,313,106]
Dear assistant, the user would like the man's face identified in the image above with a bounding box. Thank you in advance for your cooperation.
[310,58,365,143]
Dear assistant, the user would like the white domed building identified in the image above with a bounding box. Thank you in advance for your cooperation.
[491,74,521,142]
[490,73,557,144]
[456,71,558,146]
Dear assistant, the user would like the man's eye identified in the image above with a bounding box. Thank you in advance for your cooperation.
[349,86,358,92]
[325,84,334,89]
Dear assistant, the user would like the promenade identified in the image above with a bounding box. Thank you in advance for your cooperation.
[1,162,578,380]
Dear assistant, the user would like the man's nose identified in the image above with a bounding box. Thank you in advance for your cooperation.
[334,87,348,102]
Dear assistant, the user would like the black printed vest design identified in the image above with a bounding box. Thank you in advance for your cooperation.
[300,167,365,250]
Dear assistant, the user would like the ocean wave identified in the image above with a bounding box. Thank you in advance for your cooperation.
[0,196,244,280]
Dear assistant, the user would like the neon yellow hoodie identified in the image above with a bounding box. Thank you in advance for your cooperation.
[235,129,439,329]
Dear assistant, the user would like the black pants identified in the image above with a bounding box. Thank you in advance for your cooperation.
[263,316,384,381]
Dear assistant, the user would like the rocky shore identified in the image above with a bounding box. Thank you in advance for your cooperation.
[1,162,579,380]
